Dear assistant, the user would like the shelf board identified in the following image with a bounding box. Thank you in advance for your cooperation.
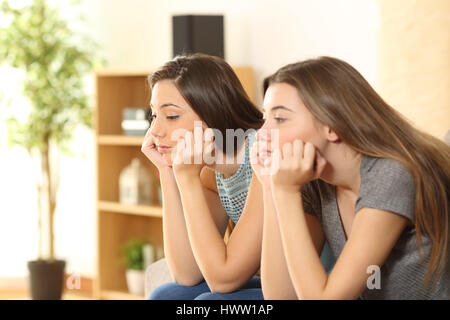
[97,135,144,146]
[100,289,145,300]
[98,201,162,218]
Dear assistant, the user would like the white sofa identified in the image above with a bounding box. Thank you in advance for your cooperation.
[144,258,173,299]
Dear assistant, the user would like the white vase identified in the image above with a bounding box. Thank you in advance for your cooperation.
[119,158,152,205]
[125,269,145,296]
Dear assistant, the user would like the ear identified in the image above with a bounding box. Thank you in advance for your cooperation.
[324,126,340,143]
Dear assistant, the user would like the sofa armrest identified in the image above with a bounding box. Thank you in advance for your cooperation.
[144,258,174,299]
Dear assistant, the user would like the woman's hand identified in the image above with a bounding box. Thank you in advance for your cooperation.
[269,140,327,194]
[250,128,279,191]
[141,128,171,171]
[172,125,215,179]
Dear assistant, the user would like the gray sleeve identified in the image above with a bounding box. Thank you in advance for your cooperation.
[356,159,416,224]
[301,180,322,219]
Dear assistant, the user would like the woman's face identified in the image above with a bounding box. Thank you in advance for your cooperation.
[149,80,203,165]
[260,82,326,155]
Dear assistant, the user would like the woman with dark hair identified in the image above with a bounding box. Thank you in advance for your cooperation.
[142,53,264,300]
[251,56,450,299]
[143,54,334,300]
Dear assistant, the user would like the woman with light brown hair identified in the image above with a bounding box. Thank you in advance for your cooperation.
[251,56,450,299]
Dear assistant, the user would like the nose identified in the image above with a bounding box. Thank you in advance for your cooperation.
[260,116,272,131]
[149,118,165,139]
[257,125,272,143]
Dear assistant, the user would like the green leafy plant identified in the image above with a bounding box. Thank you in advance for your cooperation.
[121,238,149,271]
[0,0,104,261]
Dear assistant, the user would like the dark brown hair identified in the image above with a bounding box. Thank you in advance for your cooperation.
[148,53,263,154]
[264,56,450,289]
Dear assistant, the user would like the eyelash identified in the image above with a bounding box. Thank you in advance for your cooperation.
[148,114,179,121]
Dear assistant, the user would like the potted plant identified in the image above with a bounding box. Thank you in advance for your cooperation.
[121,238,154,296]
[0,0,102,299]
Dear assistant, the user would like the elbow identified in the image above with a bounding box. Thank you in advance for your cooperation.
[205,275,243,294]
[209,284,238,294]
[296,287,330,300]
[208,281,239,294]
[261,272,297,300]
[261,290,278,300]
[261,281,295,300]
[165,257,204,287]
[170,266,204,287]
[173,274,204,287]
[261,279,275,300]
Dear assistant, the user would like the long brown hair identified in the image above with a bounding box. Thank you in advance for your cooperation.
[148,53,263,154]
[264,56,450,288]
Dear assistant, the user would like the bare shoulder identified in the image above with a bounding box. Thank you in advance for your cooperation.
[200,166,218,193]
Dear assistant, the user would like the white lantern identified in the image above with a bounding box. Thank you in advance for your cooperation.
[119,158,152,205]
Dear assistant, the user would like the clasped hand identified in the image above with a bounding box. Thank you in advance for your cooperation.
[172,124,215,179]
[250,137,327,193]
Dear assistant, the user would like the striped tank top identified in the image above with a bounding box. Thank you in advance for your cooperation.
[215,132,256,224]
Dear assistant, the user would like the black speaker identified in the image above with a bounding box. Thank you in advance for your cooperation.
[172,15,224,58]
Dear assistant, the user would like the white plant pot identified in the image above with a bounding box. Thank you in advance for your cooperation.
[126,269,145,296]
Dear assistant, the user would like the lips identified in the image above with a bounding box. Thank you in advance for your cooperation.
[156,145,172,153]
[259,149,272,158]
[258,148,272,165]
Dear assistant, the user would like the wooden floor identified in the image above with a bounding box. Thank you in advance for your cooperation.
[0,275,96,300]
[0,290,94,300]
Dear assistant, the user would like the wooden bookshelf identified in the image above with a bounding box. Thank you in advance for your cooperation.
[97,135,144,146]
[94,67,255,300]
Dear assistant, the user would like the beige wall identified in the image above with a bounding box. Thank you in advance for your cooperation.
[377,0,450,139]
[83,0,378,106]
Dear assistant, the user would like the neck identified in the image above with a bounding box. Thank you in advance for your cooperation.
[319,143,362,195]
[209,140,247,178]
[212,162,241,178]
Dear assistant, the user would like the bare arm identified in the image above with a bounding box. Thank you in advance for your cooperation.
[263,140,408,299]
[142,127,229,286]
[250,139,324,299]
[160,167,229,286]
[159,167,202,286]
[175,169,264,293]
[261,184,325,299]
[272,188,408,300]
[260,184,297,299]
